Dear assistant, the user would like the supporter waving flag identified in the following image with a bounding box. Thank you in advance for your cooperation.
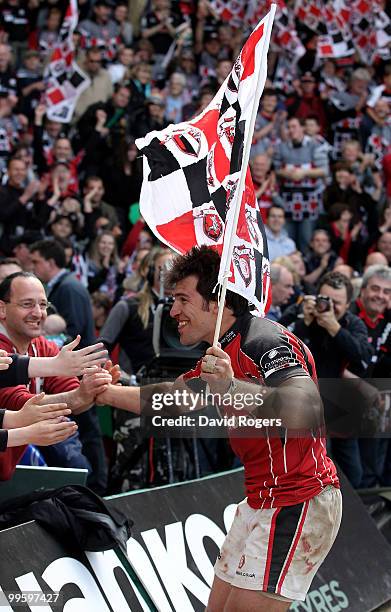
[44,0,90,123]
[136,7,275,316]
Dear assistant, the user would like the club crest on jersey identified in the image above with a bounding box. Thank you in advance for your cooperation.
[233,246,253,287]
[203,211,223,242]
[165,127,202,157]
[238,555,246,569]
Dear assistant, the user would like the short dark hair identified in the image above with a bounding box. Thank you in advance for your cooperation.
[319,271,353,303]
[84,175,103,188]
[304,115,320,123]
[262,88,277,98]
[7,156,26,169]
[166,245,249,316]
[288,116,305,126]
[113,82,130,94]
[333,161,353,174]
[86,46,102,56]
[30,239,66,269]
[328,202,352,221]
[267,204,285,218]
[0,272,37,302]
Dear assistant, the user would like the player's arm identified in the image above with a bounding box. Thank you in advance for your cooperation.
[201,346,322,430]
[97,383,141,413]
[81,368,174,415]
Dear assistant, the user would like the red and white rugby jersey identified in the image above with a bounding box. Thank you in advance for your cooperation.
[183,313,339,509]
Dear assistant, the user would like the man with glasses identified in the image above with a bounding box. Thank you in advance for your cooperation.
[0,271,105,487]
[30,239,108,493]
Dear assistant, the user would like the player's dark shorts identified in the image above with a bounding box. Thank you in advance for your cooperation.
[214,485,342,601]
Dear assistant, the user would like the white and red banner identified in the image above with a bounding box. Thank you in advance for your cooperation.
[136,9,275,316]
[44,0,90,123]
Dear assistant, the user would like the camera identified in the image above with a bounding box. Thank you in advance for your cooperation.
[144,297,206,378]
[315,295,332,313]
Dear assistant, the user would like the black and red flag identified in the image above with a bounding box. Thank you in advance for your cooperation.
[136,9,275,315]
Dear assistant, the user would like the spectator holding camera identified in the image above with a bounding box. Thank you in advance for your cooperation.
[293,271,371,486]
[294,272,370,377]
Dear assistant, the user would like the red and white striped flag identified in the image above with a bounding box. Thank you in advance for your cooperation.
[44,0,90,123]
[136,8,275,316]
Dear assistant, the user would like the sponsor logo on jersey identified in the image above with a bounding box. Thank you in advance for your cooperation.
[260,344,298,378]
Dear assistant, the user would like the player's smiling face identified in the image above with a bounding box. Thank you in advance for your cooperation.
[170,275,218,345]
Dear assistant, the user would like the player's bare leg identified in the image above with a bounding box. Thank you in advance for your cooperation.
[205,576,231,611]
[206,578,291,612]
[224,586,291,611]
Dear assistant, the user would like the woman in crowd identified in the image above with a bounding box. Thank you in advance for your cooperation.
[102,138,143,235]
[99,246,173,492]
[99,246,172,376]
[326,203,363,266]
[87,231,126,301]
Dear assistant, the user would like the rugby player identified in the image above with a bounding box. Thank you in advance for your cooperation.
[85,246,342,611]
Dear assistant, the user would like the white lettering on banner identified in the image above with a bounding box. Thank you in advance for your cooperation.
[223,504,237,532]
[184,515,226,586]
[0,509,353,612]
[42,558,110,611]
[141,522,210,610]
[289,580,349,611]
[126,538,173,612]
[15,572,52,612]
[86,550,150,612]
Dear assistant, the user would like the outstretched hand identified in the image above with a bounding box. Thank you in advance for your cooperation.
[22,418,78,446]
[5,393,71,429]
[79,367,113,406]
[54,336,108,376]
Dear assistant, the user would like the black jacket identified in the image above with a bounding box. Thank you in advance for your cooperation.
[0,485,132,552]
[293,310,371,378]
[0,355,30,451]
[47,271,95,347]
[99,296,157,375]
[0,185,37,254]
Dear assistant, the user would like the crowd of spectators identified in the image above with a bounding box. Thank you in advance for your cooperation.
[0,0,390,495]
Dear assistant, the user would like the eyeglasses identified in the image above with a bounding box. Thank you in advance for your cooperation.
[5,300,52,311]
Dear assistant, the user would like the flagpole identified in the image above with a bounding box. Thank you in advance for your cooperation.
[212,3,276,347]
